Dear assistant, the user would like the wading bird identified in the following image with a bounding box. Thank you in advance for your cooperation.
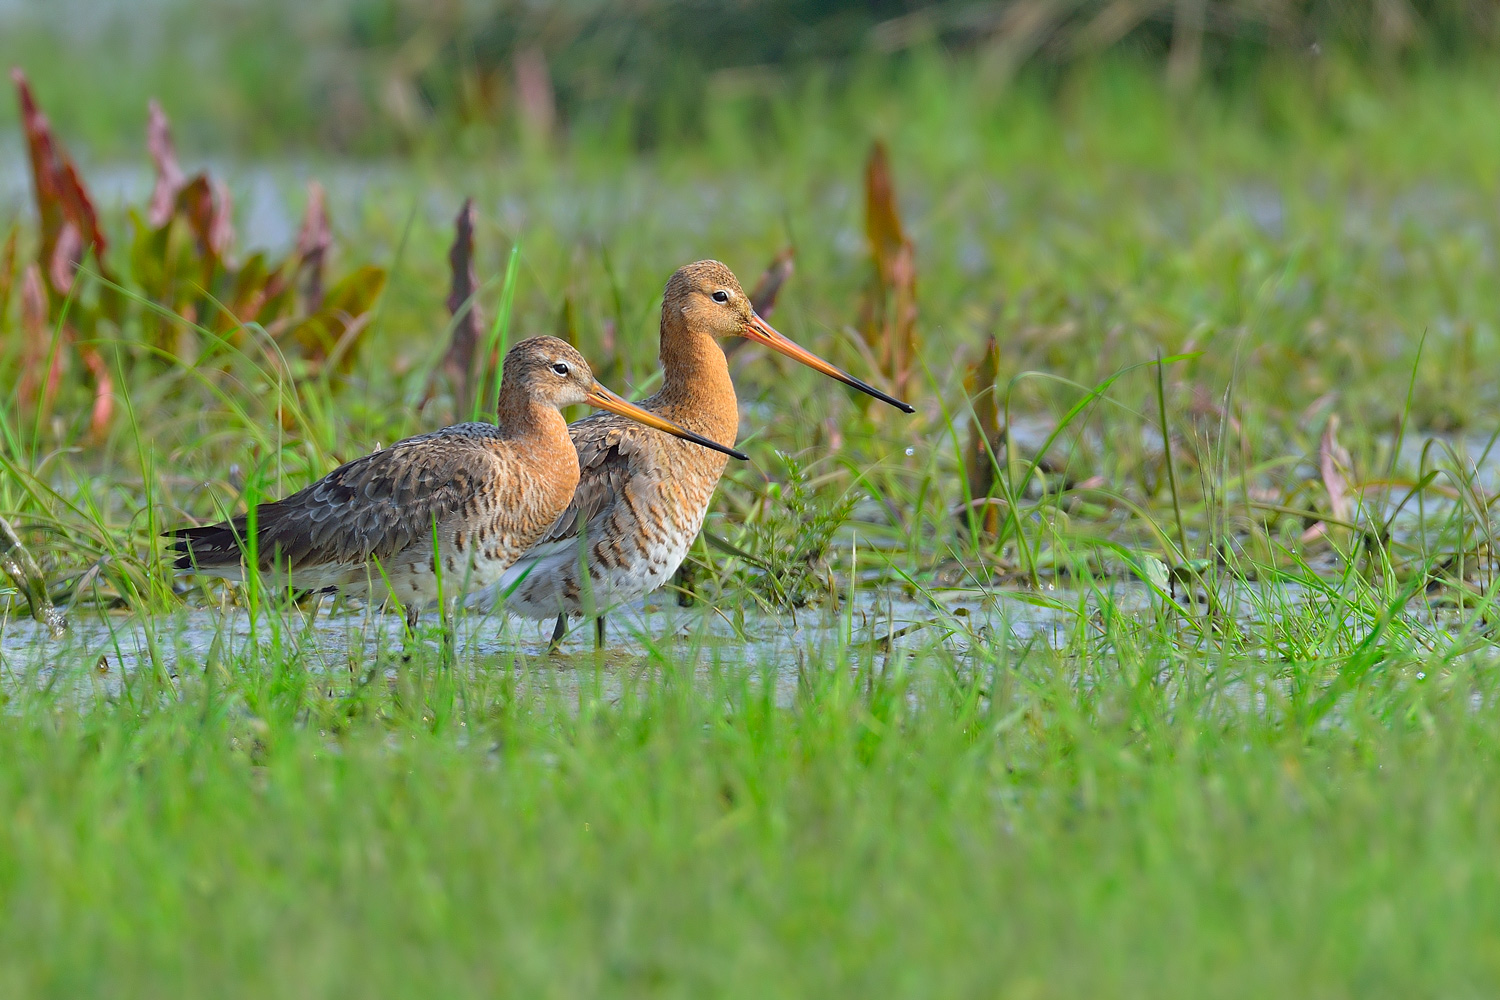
[169,336,746,636]
[491,260,914,648]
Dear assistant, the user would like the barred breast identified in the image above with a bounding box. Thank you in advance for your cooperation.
[498,410,732,620]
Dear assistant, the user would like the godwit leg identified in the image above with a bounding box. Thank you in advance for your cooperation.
[595,614,606,649]
[440,596,458,668]
[674,562,696,606]
[401,604,421,662]
[548,613,568,653]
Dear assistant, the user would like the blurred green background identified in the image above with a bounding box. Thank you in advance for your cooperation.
[8,0,1500,456]
[3,0,1497,156]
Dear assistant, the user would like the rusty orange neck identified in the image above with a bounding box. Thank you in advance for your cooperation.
[495,395,580,505]
[496,389,572,449]
[653,318,740,446]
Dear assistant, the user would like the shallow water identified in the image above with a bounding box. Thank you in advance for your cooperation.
[0,581,1143,701]
[2,565,1464,712]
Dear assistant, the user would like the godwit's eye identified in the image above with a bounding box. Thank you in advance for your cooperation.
[551,362,570,376]
[711,290,730,304]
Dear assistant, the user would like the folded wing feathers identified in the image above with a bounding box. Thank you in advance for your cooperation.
[170,426,504,571]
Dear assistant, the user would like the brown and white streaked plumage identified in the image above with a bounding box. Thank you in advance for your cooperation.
[490,260,914,646]
[169,336,745,629]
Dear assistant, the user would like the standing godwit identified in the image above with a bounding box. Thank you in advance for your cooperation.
[169,336,746,633]
[494,260,914,647]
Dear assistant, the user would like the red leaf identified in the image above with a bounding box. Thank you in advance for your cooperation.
[295,181,331,310]
[79,345,113,439]
[209,177,235,259]
[12,68,64,267]
[174,173,235,263]
[55,158,107,263]
[11,68,109,293]
[48,222,83,293]
[146,99,185,227]
[17,264,63,417]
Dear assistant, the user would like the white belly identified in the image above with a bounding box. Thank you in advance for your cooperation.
[489,525,696,620]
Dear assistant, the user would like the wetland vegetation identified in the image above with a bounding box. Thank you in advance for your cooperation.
[4,1,1500,995]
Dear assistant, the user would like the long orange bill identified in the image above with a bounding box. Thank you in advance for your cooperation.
[744,314,914,413]
[585,384,748,461]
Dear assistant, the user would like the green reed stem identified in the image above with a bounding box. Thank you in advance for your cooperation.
[1156,351,1188,564]
[476,244,523,424]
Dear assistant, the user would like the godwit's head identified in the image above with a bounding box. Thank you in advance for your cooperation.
[663,260,915,413]
[499,336,747,459]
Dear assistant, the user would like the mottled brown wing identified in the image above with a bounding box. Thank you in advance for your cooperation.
[172,423,507,570]
[530,412,653,548]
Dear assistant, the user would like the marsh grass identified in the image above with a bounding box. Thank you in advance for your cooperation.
[4,56,1500,995]
[3,574,1500,996]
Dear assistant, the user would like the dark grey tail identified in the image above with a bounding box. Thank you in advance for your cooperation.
[167,517,250,570]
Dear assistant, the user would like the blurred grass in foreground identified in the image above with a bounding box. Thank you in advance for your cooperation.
[2,617,1499,997]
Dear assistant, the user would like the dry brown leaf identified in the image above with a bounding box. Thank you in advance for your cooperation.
[1301,413,1355,542]
[749,246,795,319]
[295,181,331,310]
[436,197,482,414]
[858,141,920,402]
[1320,413,1353,523]
[864,141,906,284]
[962,333,1005,535]
[726,247,796,360]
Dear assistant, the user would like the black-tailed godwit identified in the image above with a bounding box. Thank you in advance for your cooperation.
[170,335,746,633]
[492,260,913,647]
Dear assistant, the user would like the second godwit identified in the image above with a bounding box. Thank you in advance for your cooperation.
[170,336,746,633]
[491,260,914,647]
